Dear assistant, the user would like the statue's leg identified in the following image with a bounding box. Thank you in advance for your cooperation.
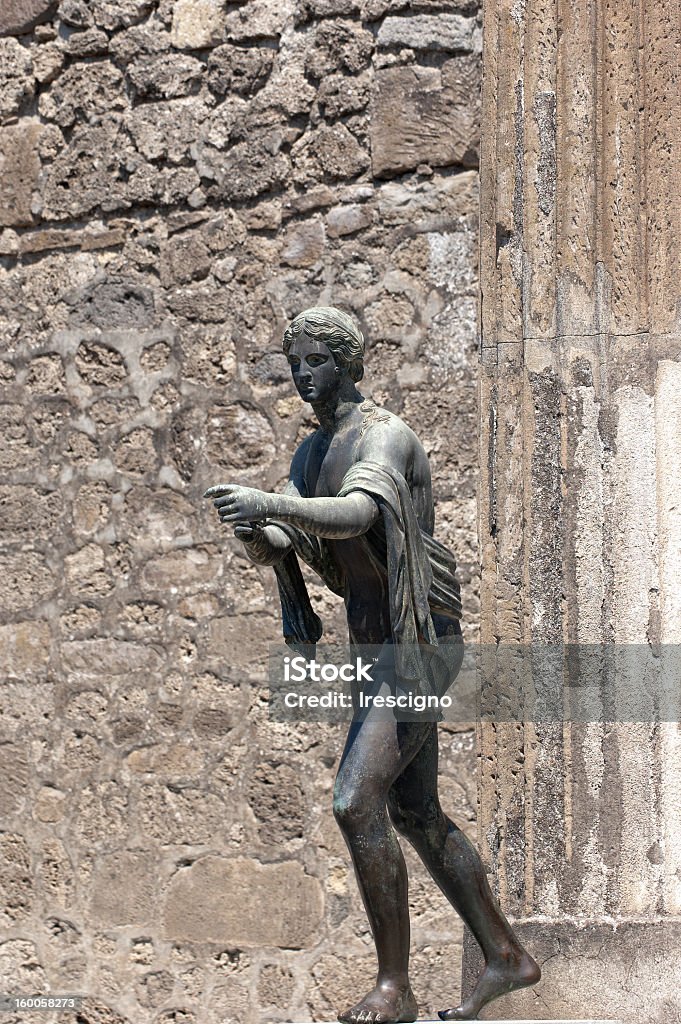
[333,717,431,1024]
[387,726,541,1021]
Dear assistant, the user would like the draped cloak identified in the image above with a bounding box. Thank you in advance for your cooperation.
[270,460,463,700]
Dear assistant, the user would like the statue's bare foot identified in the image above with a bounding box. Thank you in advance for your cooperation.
[438,948,540,1021]
[338,980,418,1024]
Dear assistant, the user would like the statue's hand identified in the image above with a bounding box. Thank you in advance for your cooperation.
[203,483,273,524]
[233,523,274,563]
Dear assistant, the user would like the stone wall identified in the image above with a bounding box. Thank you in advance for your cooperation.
[0,2,482,1022]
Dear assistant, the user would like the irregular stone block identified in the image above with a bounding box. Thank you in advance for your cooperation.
[318,71,370,118]
[61,638,163,675]
[195,132,290,202]
[206,613,275,666]
[292,123,370,184]
[298,0,361,17]
[72,780,129,846]
[126,743,203,775]
[162,856,324,947]
[90,0,155,32]
[0,123,42,227]
[0,744,29,817]
[281,219,326,267]
[31,41,63,83]
[59,0,92,27]
[0,939,45,991]
[224,0,293,41]
[34,786,66,823]
[136,969,174,1009]
[138,783,227,844]
[0,38,34,118]
[304,19,373,79]
[64,26,110,57]
[128,53,204,100]
[126,97,209,163]
[90,851,159,927]
[0,834,33,925]
[326,202,373,237]
[377,13,480,51]
[179,324,238,387]
[364,0,480,12]
[67,999,131,1024]
[114,426,158,476]
[247,761,305,843]
[159,228,212,286]
[205,401,276,470]
[39,62,127,127]
[0,620,51,678]
[0,483,63,540]
[370,58,480,177]
[38,838,73,905]
[64,544,113,598]
[118,484,194,547]
[207,43,274,97]
[1,551,56,614]
[70,283,154,330]
[25,353,66,393]
[142,547,216,591]
[0,0,57,37]
[171,0,223,49]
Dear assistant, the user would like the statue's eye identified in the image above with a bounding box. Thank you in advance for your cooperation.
[288,356,300,367]
[307,354,327,366]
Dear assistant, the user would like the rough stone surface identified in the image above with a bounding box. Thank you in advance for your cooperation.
[0,123,42,224]
[163,856,324,946]
[0,0,57,37]
[371,59,480,177]
[377,13,481,51]
[170,0,224,49]
[476,0,681,1020]
[0,2,482,1021]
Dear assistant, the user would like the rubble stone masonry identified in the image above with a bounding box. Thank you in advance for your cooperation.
[0,2,482,1022]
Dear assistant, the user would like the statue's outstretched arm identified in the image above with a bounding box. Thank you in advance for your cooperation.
[204,484,379,540]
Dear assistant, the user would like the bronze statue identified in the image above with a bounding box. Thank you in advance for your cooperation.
[205,307,540,1022]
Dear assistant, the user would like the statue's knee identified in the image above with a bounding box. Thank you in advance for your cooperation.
[333,785,371,833]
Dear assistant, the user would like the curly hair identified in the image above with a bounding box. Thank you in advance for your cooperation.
[282,306,365,383]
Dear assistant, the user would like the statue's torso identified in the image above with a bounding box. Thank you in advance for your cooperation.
[300,402,434,644]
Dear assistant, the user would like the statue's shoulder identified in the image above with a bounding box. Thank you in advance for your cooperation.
[356,401,424,468]
[356,400,420,446]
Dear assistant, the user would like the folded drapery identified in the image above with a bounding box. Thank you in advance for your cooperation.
[271,460,462,696]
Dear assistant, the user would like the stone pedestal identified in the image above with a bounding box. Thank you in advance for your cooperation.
[470,0,681,1021]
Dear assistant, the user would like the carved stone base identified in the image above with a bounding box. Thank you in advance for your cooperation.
[463,919,681,1022]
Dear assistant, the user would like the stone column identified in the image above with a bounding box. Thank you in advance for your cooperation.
[468,0,681,1019]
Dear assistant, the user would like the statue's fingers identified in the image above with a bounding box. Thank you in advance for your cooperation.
[233,525,254,539]
[203,484,233,498]
[213,494,236,508]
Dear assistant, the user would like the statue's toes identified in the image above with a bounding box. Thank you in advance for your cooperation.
[440,1007,475,1022]
[340,1007,364,1024]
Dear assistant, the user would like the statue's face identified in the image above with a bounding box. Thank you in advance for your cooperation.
[286,332,340,404]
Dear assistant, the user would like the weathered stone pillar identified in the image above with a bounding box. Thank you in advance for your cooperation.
[469,0,681,1019]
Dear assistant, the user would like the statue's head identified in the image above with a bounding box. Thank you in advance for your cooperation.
[282,306,365,384]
